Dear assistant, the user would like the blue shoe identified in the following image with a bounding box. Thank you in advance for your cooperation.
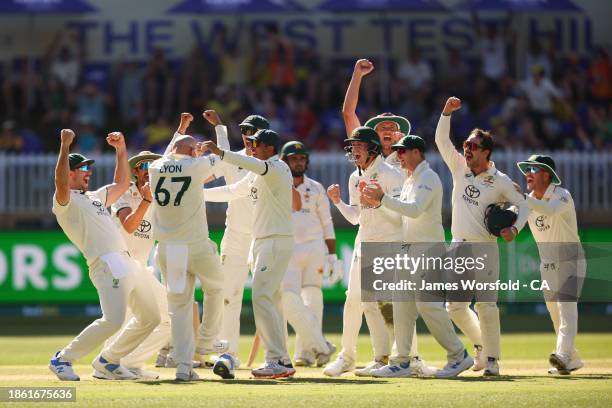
[435,349,474,378]
[49,351,79,381]
[370,361,412,378]
[213,353,237,379]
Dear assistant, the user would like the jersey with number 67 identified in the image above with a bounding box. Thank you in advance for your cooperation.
[149,152,219,244]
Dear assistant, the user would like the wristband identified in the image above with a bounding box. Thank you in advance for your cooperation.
[143,198,152,204]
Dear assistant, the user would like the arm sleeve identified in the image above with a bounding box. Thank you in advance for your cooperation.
[52,192,71,215]
[215,125,230,150]
[434,114,465,175]
[203,173,251,202]
[163,132,183,156]
[526,192,571,216]
[501,177,529,232]
[223,150,267,175]
[316,186,336,240]
[336,175,360,225]
[381,173,438,218]
[111,192,131,216]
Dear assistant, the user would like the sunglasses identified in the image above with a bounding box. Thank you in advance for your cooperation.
[525,165,542,174]
[240,126,256,136]
[396,148,408,155]
[251,139,262,148]
[76,164,91,172]
[463,141,483,151]
[137,161,151,170]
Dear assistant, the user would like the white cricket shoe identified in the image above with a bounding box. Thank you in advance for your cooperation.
[49,352,80,381]
[370,361,412,378]
[548,357,583,375]
[129,368,160,380]
[92,369,112,380]
[155,345,171,368]
[409,356,438,377]
[355,359,387,377]
[213,353,238,379]
[483,358,500,376]
[165,356,202,369]
[196,340,229,367]
[294,351,315,367]
[322,355,355,377]
[315,341,337,367]
[175,363,200,382]
[435,350,474,378]
[251,361,295,379]
[549,353,573,375]
[473,345,485,371]
[92,355,137,380]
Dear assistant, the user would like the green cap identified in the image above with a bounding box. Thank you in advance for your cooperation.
[344,126,381,146]
[391,135,426,152]
[68,153,95,170]
[247,129,280,149]
[128,151,162,168]
[280,141,309,160]
[365,112,411,135]
[239,115,270,132]
[517,154,561,185]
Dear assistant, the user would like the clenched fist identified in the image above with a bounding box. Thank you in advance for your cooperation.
[354,59,374,77]
[60,129,75,146]
[106,132,126,150]
[203,110,222,126]
[442,97,462,115]
[139,181,153,202]
[202,140,222,156]
[178,112,194,134]
[327,184,342,205]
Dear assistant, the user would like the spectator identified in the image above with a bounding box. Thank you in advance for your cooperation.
[2,57,40,120]
[179,46,212,112]
[472,12,515,89]
[75,82,108,129]
[44,28,84,91]
[145,48,175,120]
[588,47,612,106]
[397,48,432,92]
[0,120,24,152]
[524,40,552,79]
[113,60,144,130]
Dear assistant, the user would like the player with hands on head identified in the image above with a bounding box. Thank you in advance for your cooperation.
[49,129,161,381]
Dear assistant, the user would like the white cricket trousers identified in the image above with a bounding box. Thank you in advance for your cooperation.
[251,235,293,362]
[447,242,499,359]
[219,228,251,356]
[60,254,161,363]
[282,240,328,357]
[542,258,586,357]
[101,263,171,368]
[157,239,223,366]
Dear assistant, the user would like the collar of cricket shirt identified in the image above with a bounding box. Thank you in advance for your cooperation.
[543,183,556,200]
[362,155,384,178]
[411,160,429,179]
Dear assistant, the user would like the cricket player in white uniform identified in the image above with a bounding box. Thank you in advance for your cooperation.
[49,130,161,381]
[203,112,270,361]
[361,135,474,378]
[279,141,340,367]
[203,130,295,379]
[435,97,529,376]
[517,154,585,374]
[93,150,171,380]
[149,113,225,381]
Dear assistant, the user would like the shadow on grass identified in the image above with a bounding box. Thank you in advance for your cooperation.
[417,373,612,382]
[138,377,387,386]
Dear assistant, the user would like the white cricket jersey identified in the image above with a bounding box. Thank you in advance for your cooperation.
[52,187,128,267]
[111,183,155,265]
[527,184,579,243]
[149,152,219,243]
[435,114,528,242]
[347,155,404,243]
[292,175,335,244]
[209,148,253,235]
[385,151,401,170]
[206,151,293,239]
[381,160,444,242]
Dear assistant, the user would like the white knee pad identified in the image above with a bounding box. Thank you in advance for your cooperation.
[301,286,323,323]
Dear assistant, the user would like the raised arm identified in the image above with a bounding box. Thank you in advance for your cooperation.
[435,97,466,174]
[163,112,194,156]
[342,59,373,136]
[114,183,153,234]
[104,132,131,206]
[203,141,268,175]
[203,110,230,151]
[526,189,571,216]
[54,129,75,206]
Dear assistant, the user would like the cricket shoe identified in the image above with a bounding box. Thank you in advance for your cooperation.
[435,350,474,378]
[196,340,229,367]
[370,361,412,378]
[472,345,485,371]
[483,358,500,376]
[354,357,388,377]
[213,353,239,379]
[164,356,202,369]
[92,355,137,380]
[251,361,296,379]
[92,369,112,380]
[155,345,171,368]
[129,368,160,380]
[175,363,200,382]
[410,356,438,377]
[294,351,315,367]
[322,355,355,377]
[548,357,583,375]
[315,341,337,367]
[549,353,573,375]
[49,351,80,381]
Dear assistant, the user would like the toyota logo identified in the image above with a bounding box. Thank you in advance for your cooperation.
[250,187,258,200]
[138,220,152,233]
[464,185,480,198]
[92,200,102,207]
[535,216,546,228]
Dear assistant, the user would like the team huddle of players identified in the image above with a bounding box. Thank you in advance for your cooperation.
[48,59,584,382]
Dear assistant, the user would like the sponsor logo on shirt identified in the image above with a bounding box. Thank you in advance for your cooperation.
[250,187,258,200]
[535,215,550,232]
[91,199,108,216]
[482,175,495,187]
[463,185,480,206]
[134,219,152,239]
[112,278,120,288]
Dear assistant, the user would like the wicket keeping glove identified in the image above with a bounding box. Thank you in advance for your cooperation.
[324,254,344,284]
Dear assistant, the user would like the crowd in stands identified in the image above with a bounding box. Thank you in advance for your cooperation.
[1,17,611,155]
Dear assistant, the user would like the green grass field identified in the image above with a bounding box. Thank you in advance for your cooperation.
[1,332,611,407]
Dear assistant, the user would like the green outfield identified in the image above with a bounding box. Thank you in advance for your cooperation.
[1,333,611,407]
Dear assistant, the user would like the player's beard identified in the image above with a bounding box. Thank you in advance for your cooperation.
[290,169,305,177]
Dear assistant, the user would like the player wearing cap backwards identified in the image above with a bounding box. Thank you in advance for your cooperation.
[202,112,270,364]
[91,149,171,380]
[49,129,161,381]
[516,155,585,375]
[435,97,529,376]
[148,112,227,381]
[361,135,474,378]
[279,141,340,367]
[203,130,295,379]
